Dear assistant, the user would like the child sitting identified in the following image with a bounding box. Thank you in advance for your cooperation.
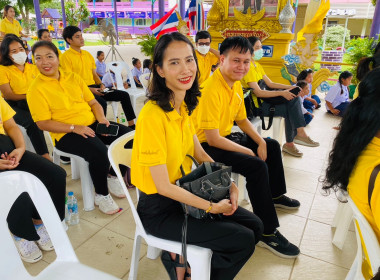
[297,69,321,110]
[325,71,353,117]
[95,51,106,80]
[131,57,143,88]
[297,80,314,126]
[142,59,152,76]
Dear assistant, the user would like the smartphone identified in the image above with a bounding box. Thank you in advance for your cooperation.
[96,123,119,136]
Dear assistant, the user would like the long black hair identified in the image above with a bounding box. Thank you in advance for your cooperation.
[3,5,13,19]
[0,34,25,66]
[323,68,380,192]
[338,71,353,95]
[148,32,200,116]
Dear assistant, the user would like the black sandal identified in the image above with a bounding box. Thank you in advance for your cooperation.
[160,251,191,280]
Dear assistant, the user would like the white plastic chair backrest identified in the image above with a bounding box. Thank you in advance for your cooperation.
[0,171,78,279]
[107,132,148,238]
[139,73,150,91]
[107,61,137,90]
[348,196,380,276]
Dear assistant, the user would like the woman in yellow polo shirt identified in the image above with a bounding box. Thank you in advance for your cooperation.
[27,40,133,215]
[131,32,263,280]
[0,95,66,263]
[241,36,319,157]
[0,34,50,160]
[0,5,27,38]
[323,68,380,278]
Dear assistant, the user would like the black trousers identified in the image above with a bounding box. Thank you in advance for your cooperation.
[202,135,287,233]
[138,193,263,280]
[5,100,49,155]
[100,89,136,121]
[0,135,66,241]
[55,122,132,196]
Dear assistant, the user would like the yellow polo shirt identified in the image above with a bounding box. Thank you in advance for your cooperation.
[0,96,15,135]
[131,100,195,194]
[196,51,219,85]
[27,71,96,144]
[0,64,39,96]
[60,48,96,86]
[48,25,54,32]
[348,136,380,242]
[241,61,266,107]
[0,17,22,36]
[194,68,247,143]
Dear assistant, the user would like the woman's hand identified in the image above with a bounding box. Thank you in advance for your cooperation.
[73,125,95,138]
[224,183,239,216]
[0,152,20,170]
[7,148,25,165]
[257,140,267,161]
[210,199,232,214]
[281,90,297,100]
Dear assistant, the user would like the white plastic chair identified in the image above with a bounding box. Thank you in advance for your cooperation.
[106,61,145,112]
[103,66,121,122]
[17,125,35,153]
[139,72,150,91]
[0,171,119,280]
[46,134,95,211]
[331,190,353,250]
[108,132,212,280]
[345,196,380,280]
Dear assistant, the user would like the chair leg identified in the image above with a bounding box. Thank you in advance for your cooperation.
[332,203,353,250]
[79,161,95,211]
[187,249,212,280]
[71,158,80,180]
[111,102,119,122]
[129,234,142,280]
[146,246,161,260]
[272,118,283,144]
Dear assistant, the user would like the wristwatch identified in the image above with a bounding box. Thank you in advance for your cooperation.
[70,124,75,132]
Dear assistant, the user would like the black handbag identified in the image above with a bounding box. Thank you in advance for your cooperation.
[176,155,232,271]
[245,80,301,130]
[177,155,232,219]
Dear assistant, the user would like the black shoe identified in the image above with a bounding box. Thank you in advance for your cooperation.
[60,156,70,165]
[258,230,300,258]
[273,195,300,209]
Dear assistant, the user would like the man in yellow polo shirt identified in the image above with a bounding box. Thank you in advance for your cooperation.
[60,26,108,114]
[195,30,219,85]
[194,36,301,259]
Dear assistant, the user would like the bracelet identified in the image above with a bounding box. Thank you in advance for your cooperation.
[205,201,213,213]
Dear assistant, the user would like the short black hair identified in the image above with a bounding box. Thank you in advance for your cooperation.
[143,58,152,69]
[296,80,308,89]
[195,30,211,43]
[247,36,261,47]
[219,36,253,56]
[0,34,25,66]
[63,26,81,44]
[32,41,59,58]
[297,68,314,81]
[37,29,49,39]
[97,51,104,57]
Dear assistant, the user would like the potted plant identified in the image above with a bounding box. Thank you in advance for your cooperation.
[137,34,157,60]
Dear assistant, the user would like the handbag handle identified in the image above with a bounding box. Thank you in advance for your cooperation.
[180,155,212,177]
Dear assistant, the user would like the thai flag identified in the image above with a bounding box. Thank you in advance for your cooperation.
[150,4,179,39]
[184,0,197,30]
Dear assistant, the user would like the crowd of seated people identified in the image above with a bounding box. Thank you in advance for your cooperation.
[2,11,377,278]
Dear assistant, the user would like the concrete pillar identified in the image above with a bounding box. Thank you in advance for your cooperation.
[33,0,43,30]
[159,0,165,18]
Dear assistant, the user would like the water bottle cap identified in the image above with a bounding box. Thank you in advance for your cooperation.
[68,191,74,196]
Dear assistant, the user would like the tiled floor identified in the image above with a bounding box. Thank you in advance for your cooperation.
[23,95,357,279]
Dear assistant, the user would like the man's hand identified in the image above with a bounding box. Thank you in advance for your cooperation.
[281,90,296,100]
[224,183,239,216]
[89,87,104,96]
[257,140,267,161]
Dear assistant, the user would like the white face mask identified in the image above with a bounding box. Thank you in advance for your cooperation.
[197,45,210,55]
[11,52,27,65]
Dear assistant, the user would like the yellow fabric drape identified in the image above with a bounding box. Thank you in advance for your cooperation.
[297,0,330,41]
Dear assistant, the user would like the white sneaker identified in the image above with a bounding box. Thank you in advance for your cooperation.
[36,224,54,251]
[95,194,119,215]
[107,176,126,198]
[14,238,43,263]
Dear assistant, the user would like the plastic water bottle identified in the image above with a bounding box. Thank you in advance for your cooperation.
[67,192,79,225]
[64,196,70,225]
[120,112,126,124]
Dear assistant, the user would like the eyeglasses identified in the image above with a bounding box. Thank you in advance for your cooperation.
[198,42,210,46]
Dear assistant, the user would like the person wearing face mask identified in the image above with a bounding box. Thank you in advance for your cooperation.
[241,36,319,158]
[0,34,51,161]
[195,30,220,85]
